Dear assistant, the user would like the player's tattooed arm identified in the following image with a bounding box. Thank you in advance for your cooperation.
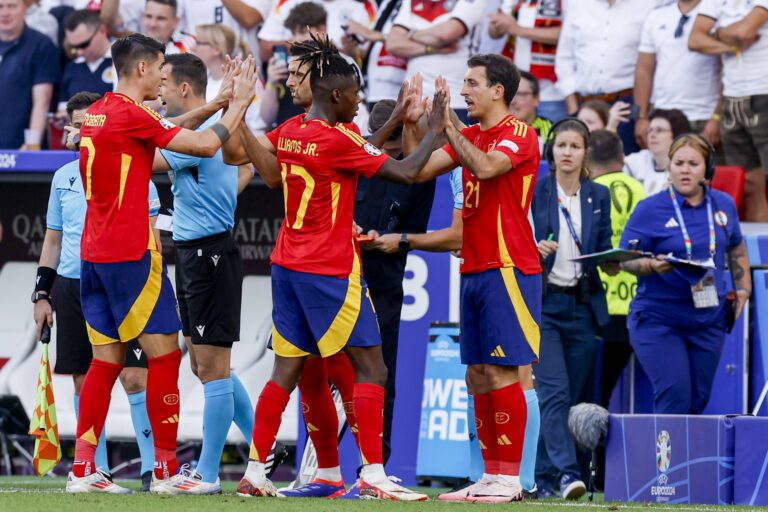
[167,100,227,130]
[211,122,231,144]
[238,125,281,188]
[728,240,751,320]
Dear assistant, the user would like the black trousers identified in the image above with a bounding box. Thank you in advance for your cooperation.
[368,284,404,465]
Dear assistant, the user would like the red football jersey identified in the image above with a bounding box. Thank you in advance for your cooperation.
[443,114,542,275]
[267,115,388,276]
[79,93,181,263]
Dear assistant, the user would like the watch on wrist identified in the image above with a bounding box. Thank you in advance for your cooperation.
[399,232,411,252]
[31,291,51,304]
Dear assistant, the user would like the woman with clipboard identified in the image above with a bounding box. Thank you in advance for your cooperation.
[620,134,751,414]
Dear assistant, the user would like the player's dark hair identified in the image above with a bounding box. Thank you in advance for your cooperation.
[66,91,102,119]
[293,32,359,90]
[146,0,178,14]
[519,70,540,97]
[64,9,102,32]
[112,33,165,78]
[649,108,691,138]
[369,100,402,141]
[467,54,520,105]
[290,38,319,58]
[166,53,208,97]
[587,129,624,169]
[284,2,327,33]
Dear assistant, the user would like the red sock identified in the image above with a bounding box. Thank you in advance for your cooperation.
[249,380,290,463]
[73,359,123,477]
[474,392,500,474]
[353,383,384,465]
[147,349,181,479]
[299,358,340,468]
[490,382,527,476]
[324,352,358,444]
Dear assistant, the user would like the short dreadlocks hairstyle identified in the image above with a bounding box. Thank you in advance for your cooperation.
[291,31,360,89]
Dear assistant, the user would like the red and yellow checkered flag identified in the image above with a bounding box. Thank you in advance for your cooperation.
[28,325,61,476]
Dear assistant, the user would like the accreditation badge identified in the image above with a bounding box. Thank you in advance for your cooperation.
[691,269,718,309]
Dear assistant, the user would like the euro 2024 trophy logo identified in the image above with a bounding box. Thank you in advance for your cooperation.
[656,430,671,484]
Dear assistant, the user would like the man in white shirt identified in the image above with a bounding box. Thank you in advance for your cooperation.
[488,0,569,123]
[555,0,655,153]
[142,0,195,54]
[257,0,375,62]
[177,0,271,57]
[634,0,721,150]
[386,0,486,123]
[689,0,768,222]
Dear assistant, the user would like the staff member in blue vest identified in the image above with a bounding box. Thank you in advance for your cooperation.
[620,134,751,414]
[531,118,614,500]
[153,52,256,494]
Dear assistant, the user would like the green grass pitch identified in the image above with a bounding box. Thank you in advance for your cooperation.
[0,476,753,511]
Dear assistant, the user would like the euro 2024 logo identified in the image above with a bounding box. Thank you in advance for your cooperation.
[656,430,671,484]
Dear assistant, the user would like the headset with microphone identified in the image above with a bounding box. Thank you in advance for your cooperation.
[671,132,716,181]
[543,117,591,170]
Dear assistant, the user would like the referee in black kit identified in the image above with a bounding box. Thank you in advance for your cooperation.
[355,100,436,463]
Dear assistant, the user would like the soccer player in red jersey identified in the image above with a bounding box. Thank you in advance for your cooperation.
[225,40,408,498]
[234,35,446,500]
[396,54,543,502]
[66,33,256,494]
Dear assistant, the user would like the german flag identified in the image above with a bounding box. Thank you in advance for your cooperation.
[28,329,61,476]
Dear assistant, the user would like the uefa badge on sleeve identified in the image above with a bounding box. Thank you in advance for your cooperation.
[363,143,382,156]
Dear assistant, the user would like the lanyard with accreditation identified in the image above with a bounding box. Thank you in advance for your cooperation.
[667,185,718,309]
[557,197,582,253]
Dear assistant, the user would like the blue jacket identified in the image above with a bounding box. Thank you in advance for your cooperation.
[532,173,612,326]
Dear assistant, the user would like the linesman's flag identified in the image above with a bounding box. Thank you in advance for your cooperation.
[28,324,61,476]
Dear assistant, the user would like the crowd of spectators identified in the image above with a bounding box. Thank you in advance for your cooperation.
[2,0,767,219]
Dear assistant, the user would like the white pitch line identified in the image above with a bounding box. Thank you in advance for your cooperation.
[526,501,750,512]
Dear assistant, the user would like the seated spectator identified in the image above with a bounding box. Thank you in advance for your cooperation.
[59,9,113,109]
[556,0,655,154]
[142,0,195,55]
[511,70,553,152]
[257,0,374,63]
[624,108,690,195]
[0,0,60,149]
[193,23,266,134]
[620,134,750,414]
[586,130,646,408]
[25,0,58,43]
[488,0,569,122]
[690,0,768,222]
[577,99,632,135]
[531,119,614,500]
[634,0,721,150]
[178,0,269,57]
[386,0,484,123]
[259,2,325,128]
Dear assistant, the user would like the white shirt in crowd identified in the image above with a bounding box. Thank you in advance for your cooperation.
[548,183,582,287]
[178,0,272,58]
[501,0,569,103]
[640,1,720,122]
[623,149,669,196]
[393,0,486,109]
[258,0,374,50]
[556,0,655,97]
[366,0,407,103]
[697,0,768,97]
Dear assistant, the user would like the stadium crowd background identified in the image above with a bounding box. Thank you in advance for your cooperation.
[1,0,767,501]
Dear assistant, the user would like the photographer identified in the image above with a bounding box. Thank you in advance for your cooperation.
[530,119,614,499]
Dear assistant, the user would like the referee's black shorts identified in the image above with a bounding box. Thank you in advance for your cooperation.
[175,231,242,347]
[52,276,148,374]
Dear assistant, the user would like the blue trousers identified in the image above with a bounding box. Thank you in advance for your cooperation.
[628,311,726,414]
[534,292,596,482]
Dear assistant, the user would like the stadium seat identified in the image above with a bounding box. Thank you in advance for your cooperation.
[712,165,745,215]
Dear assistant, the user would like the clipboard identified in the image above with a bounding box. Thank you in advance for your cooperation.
[569,248,652,265]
